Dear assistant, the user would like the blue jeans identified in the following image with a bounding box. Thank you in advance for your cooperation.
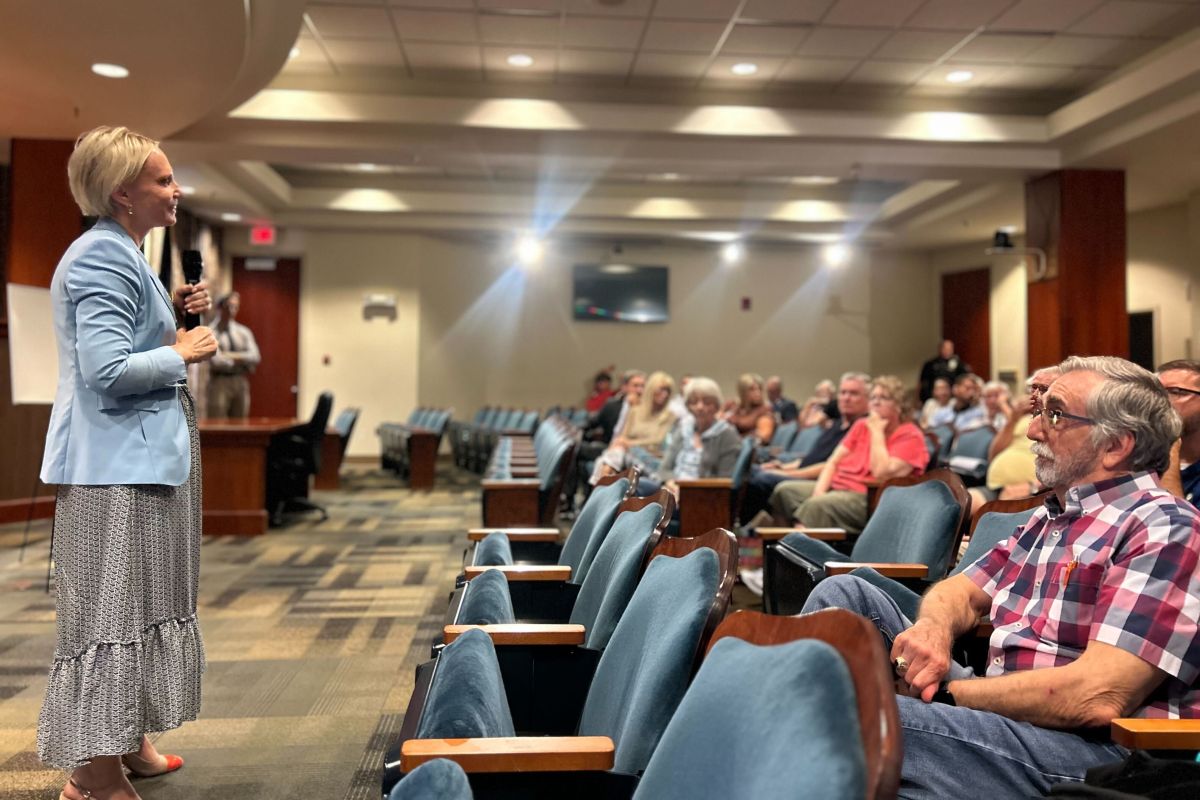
[803,575,1129,800]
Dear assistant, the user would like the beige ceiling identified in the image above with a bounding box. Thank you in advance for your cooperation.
[6,0,1200,250]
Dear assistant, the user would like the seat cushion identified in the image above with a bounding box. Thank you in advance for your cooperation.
[569,503,662,651]
[472,531,514,567]
[579,548,719,775]
[780,531,843,568]
[951,508,1036,576]
[634,637,866,799]
[853,480,961,578]
[559,477,631,582]
[415,628,514,740]
[389,759,472,800]
[456,569,516,625]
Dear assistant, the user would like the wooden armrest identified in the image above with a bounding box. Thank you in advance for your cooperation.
[757,526,846,542]
[443,624,586,646]
[463,565,571,581]
[510,469,539,478]
[467,527,559,542]
[675,478,733,488]
[401,735,614,773]
[974,621,993,638]
[824,562,929,578]
[481,479,541,490]
[1111,718,1200,750]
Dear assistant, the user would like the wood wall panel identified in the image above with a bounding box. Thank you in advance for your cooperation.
[940,267,991,379]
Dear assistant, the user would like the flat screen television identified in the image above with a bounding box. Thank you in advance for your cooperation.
[572,264,668,323]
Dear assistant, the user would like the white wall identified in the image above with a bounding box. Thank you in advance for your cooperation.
[1127,203,1194,364]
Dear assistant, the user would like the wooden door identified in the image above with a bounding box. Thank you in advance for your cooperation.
[941,267,991,379]
[231,257,300,417]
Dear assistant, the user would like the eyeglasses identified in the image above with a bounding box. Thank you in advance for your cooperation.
[1164,386,1200,399]
[1031,407,1095,428]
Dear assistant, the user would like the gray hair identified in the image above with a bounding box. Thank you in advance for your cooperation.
[839,371,871,387]
[1058,355,1181,474]
[621,369,646,386]
[983,380,1010,397]
[685,376,723,408]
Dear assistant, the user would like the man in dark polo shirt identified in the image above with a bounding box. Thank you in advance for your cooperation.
[1158,359,1200,504]
[740,371,870,523]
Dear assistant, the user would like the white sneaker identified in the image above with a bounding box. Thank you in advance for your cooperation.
[740,567,764,596]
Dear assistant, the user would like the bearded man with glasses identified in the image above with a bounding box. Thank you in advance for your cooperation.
[1157,359,1200,504]
[802,355,1200,799]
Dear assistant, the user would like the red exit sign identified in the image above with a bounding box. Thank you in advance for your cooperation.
[249,224,277,245]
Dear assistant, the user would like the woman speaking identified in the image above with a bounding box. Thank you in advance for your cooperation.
[37,126,216,800]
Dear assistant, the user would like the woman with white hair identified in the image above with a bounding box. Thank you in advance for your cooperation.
[639,377,742,496]
[37,126,215,800]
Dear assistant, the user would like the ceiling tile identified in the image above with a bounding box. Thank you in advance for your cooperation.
[564,0,655,16]
[631,51,710,79]
[404,42,483,73]
[905,0,1016,31]
[287,34,332,66]
[704,55,786,81]
[873,30,969,60]
[391,10,478,42]
[721,23,808,55]
[1068,0,1185,37]
[642,20,727,52]
[478,0,563,11]
[558,48,635,75]
[560,16,644,48]
[988,0,1105,32]
[987,64,1080,89]
[653,0,742,21]
[482,45,557,75]
[742,0,836,23]
[306,5,396,39]
[479,13,560,45]
[844,59,929,85]
[775,57,860,82]
[948,33,1050,63]
[794,26,890,58]
[389,0,475,7]
[823,0,926,27]
[1023,34,1142,67]
[323,37,407,66]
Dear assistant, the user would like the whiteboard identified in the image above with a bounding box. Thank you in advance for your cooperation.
[7,283,57,404]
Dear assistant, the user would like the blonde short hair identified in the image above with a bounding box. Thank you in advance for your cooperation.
[685,377,723,409]
[871,375,914,418]
[67,126,160,217]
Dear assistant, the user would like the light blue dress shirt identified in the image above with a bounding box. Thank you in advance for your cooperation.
[40,217,190,486]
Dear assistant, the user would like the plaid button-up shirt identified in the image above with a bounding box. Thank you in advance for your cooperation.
[963,472,1200,718]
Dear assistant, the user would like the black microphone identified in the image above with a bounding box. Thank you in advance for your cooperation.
[181,250,203,330]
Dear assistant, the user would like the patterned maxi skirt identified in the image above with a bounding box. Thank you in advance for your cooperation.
[37,387,206,769]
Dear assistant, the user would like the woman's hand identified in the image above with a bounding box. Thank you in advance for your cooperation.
[174,280,212,317]
[173,326,217,364]
[865,410,888,435]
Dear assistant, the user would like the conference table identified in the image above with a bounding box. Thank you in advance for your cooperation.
[199,417,301,536]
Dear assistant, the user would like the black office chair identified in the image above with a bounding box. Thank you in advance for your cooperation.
[268,391,334,526]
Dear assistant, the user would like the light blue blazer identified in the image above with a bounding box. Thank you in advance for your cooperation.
[40,217,190,486]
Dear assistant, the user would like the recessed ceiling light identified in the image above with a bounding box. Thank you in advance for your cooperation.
[91,63,129,79]
[289,46,301,60]
[653,172,680,181]
[823,243,850,267]
[946,70,974,84]
[721,242,743,264]
[515,233,543,265]
[507,53,534,68]
[179,186,196,196]
[791,175,839,186]
[220,213,242,222]
[730,62,759,76]
[356,163,380,172]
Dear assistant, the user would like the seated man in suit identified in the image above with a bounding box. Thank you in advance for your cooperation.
[803,355,1200,800]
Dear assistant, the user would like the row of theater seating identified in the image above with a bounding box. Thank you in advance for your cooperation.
[381,469,904,799]
[378,407,454,490]
[450,407,540,474]
[480,416,580,529]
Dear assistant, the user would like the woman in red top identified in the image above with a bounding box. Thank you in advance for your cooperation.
[768,375,929,533]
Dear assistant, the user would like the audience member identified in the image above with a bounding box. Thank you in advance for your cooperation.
[741,372,871,523]
[798,379,838,428]
[950,373,987,432]
[1157,359,1200,503]
[640,377,741,497]
[567,370,645,514]
[919,339,971,402]
[765,375,799,424]
[583,370,615,414]
[966,366,1060,513]
[722,372,775,442]
[919,377,954,429]
[207,291,261,418]
[768,375,929,534]
[982,380,1011,430]
[591,371,677,482]
[667,374,691,421]
[804,355,1199,799]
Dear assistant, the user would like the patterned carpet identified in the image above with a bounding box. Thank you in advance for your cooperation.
[0,462,480,800]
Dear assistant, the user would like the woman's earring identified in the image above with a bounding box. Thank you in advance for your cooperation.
[127,205,134,216]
